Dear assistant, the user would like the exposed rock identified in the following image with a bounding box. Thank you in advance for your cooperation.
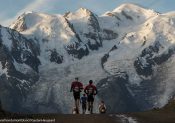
[109,45,118,52]
[97,75,140,113]
[102,29,118,40]
[121,11,133,20]
[11,15,27,32]
[0,26,40,112]
[101,54,109,68]
[66,44,89,59]
[50,49,63,64]
[134,41,175,77]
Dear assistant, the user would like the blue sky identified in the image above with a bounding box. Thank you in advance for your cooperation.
[0,0,175,26]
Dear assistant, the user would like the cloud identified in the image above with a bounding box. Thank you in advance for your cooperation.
[0,0,54,26]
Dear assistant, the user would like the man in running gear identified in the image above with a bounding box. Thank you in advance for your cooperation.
[70,77,83,114]
[84,80,97,114]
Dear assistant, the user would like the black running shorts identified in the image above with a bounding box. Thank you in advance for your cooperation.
[87,95,94,102]
[73,92,80,100]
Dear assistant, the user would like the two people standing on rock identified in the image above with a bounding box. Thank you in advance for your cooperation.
[70,78,97,114]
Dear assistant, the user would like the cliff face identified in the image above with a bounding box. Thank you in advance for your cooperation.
[0,26,40,112]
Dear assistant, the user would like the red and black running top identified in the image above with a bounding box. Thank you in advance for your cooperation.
[71,81,83,93]
[84,84,97,95]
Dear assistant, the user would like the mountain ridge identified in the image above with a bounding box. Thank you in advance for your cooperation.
[0,3,175,114]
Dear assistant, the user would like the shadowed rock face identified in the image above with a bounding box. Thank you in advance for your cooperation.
[87,39,102,50]
[66,44,89,59]
[80,13,103,51]
[97,63,171,113]
[50,49,63,64]
[98,38,175,113]
[60,19,90,59]
[134,40,175,77]
[0,26,40,112]
[88,11,101,32]
[153,47,175,65]
[83,12,103,51]
[121,11,133,20]
[0,27,40,72]
[128,78,162,111]
[101,54,109,68]
[22,87,63,114]
[11,39,40,73]
[101,45,117,68]
[102,29,118,40]
[97,75,140,113]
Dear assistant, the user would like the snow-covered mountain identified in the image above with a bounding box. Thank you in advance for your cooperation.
[1,3,175,113]
[0,25,40,112]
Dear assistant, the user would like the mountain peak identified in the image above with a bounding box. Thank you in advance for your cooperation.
[76,7,93,16]
[103,3,157,21]
[10,11,46,32]
[78,7,91,12]
[64,7,94,19]
[18,11,40,19]
[23,11,36,15]
[113,3,149,13]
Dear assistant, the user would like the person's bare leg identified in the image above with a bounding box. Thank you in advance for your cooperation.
[90,102,93,114]
[88,102,90,111]
[77,99,80,113]
[85,103,87,114]
[74,99,78,114]
[77,99,80,107]
[74,100,77,107]
[82,106,85,114]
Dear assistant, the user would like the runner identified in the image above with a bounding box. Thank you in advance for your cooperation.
[70,77,83,114]
[84,80,97,114]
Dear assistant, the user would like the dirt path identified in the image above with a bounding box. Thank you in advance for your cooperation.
[1,110,175,123]
[0,113,131,123]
